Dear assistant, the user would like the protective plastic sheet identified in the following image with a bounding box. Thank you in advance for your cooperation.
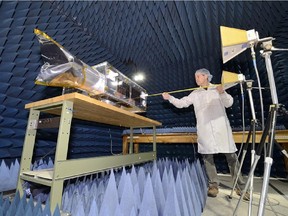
[34,29,105,96]
[34,29,146,112]
[92,61,147,112]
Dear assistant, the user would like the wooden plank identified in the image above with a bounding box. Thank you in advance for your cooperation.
[233,130,288,143]
[25,93,162,128]
[122,130,288,171]
[123,130,288,145]
[122,130,288,154]
[126,133,197,143]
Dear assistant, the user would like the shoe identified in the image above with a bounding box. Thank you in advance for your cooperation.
[235,188,250,201]
[208,186,219,197]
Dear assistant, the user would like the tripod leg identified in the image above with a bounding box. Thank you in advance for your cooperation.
[248,119,257,216]
[228,121,253,199]
[274,140,288,159]
[257,105,278,216]
[233,107,274,216]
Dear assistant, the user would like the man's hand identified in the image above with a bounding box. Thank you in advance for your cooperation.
[216,86,224,94]
[162,92,170,100]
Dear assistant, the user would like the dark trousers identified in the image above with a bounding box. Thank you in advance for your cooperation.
[202,153,246,189]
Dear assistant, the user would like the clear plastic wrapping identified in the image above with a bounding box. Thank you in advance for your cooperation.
[92,62,147,112]
[34,29,147,112]
[34,29,105,95]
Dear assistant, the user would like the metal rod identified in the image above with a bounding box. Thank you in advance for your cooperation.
[246,81,257,216]
[262,50,278,104]
[257,105,277,216]
[228,80,257,216]
[147,84,222,97]
[234,103,274,215]
[233,155,261,216]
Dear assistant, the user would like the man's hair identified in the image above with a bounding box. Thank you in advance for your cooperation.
[195,68,213,82]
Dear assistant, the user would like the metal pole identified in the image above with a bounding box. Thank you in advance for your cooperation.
[257,45,278,215]
[257,105,277,216]
[234,101,274,216]
[246,81,257,216]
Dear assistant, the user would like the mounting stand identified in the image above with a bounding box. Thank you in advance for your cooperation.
[229,80,258,216]
[244,80,258,216]
[233,39,280,216]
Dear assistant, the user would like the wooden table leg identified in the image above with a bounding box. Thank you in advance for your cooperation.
[122,136,128,154]
[134,143,139,153]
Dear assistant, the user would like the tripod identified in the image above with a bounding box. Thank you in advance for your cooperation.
[233,40,280,216]
[228,80,259,215]
[232,91,288,216]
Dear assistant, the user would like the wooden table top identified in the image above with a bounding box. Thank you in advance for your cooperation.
[25,93,162,128]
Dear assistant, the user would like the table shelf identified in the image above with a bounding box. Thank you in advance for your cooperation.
[17,93,161,212]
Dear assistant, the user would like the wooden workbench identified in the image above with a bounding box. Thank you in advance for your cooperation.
[122,130,288,174]
[17,92,161,212]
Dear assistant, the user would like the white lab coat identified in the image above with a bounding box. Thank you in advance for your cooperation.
[168,84,237,154]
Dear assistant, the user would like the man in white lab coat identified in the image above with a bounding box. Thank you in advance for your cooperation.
[162,68,247,198]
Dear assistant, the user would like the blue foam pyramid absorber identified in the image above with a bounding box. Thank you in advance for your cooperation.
[175,172,190,216]
[99,170,119,216]
[119,173,136,216]
[138,174,158,216]
[57,158,207,215]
